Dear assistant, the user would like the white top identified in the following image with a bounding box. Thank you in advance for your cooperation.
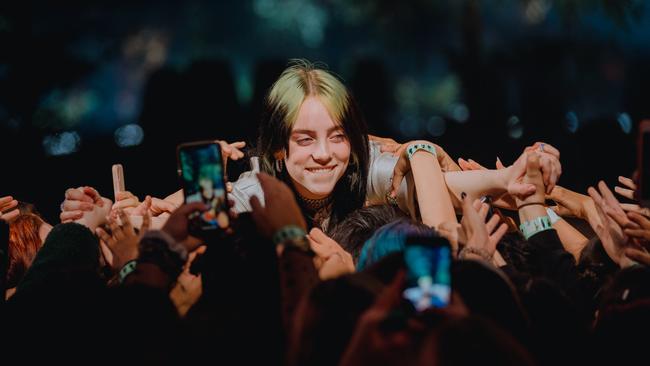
[228,141,418,218]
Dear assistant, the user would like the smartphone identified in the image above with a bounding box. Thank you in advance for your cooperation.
[402,235,452,311]
[177,141,229,231]
[639,120,650,208]
[112,164,125,201]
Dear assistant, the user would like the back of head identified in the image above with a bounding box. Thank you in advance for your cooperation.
[452,260,529,339]
[288,273,382,366]
[419,315,535,366]
[356,218,437,271]
[328,204,406,263]
[7,213,45,288]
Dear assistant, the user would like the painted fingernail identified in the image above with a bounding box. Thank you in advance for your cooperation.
[461,192,467,199]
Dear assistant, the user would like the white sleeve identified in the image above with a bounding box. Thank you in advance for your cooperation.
[365,141,418,219]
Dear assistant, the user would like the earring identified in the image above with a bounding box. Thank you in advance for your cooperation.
[275,158,283,173]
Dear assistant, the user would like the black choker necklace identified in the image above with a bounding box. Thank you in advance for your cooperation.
[297,193,333,212]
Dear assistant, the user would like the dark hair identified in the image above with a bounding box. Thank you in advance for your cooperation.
[256,60,369,230]
[328,204,406,263]
[356,218,438,271]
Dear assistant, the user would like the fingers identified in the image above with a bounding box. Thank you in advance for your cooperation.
[62,200,95,212]
[618,176,637,190]
[1,209,19,222]
[598,181,622,211]
[458,158,473,171]
[117,209,133,233]
[623,228,650,241]
[627,211,650,230]
[625,248,650,265]
[478,202,489,222]
[486,214,500,233]
[82,186,105,206]
[150,198,178,215]
[491,223,508,245]
[0,196,18,211]
[495,157,506,170]
[530,142,560,159]
[65,188,94,203]
[60,210,83,222]
[112,197,139,210]
[390,171,405,198]
[614,186,635,200]
[141,212,151,233]
[95,227,115,248]
[249,195,263,214]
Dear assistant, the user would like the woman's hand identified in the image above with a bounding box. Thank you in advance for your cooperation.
[308,228,355,280]
[60,186,106,222]
[217,140,246,177]
[0,195,19,223]
[96,209,151,270]
[615,175,650,218]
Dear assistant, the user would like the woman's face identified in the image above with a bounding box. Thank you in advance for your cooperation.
[285,96,351,200]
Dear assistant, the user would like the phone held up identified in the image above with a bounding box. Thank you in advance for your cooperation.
[402,235,452,311]
[177,141,230,233]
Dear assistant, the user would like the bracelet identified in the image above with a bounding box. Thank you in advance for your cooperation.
[118,260,137,284]
[406,143,437,160]
[517,202,545,210]
[272,225,307,246]
[546,207,561,224]
[280,235,314,255]
[458,246,492,262]
[519,215,553,240]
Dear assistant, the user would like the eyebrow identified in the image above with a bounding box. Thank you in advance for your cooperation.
[291,126,344,135]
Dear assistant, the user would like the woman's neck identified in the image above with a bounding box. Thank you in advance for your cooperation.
[296,192,333,212]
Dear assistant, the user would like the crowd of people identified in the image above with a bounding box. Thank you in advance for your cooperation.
[1,60,649,364]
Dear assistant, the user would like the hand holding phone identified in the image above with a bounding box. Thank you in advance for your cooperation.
[177,141,230,232]
[402,235,452,311]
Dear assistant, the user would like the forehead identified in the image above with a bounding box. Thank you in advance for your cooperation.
[292,96,342,132]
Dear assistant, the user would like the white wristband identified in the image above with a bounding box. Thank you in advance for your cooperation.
[546,207,561,224]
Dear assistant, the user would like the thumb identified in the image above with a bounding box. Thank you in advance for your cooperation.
[250,194,263,214]
[391,171,404,198]
[495,157,506,170]
[509,182,537,198]
[525,153,541,178]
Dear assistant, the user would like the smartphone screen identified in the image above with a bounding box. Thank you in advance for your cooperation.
[403,236,452,311]
[178,141,229,231]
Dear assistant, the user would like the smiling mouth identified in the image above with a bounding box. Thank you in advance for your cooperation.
[306,166,336,173]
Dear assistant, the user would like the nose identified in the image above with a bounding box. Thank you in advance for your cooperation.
[312,139,332,163]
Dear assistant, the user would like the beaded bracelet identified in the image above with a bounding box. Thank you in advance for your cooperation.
[519,216,553,240]
[406,143,437,160]
[118,260,137,284]
[458,246,492,262]
[272,225,307,246]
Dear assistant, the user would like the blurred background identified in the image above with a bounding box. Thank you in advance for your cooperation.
[1,0,648,223]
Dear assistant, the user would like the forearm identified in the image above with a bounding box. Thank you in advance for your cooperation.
[410,152,456,227]
[443,169,509,210]
[164,189,184,207]
[552,219,589,262]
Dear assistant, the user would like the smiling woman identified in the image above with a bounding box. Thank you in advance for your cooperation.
[250,60,369,230]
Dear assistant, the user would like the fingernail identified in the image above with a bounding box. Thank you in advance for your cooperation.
[461,192,467,199]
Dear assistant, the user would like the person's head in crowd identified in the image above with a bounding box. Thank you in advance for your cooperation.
[417,315,535,366]
[6,213,52,296]
[452,259,530,340]
[288,273,383,366]
[592,265,650,363]
[495,231,535,274]
[356,218,437,271]
[256,59,369,230]
[328,204,406,264]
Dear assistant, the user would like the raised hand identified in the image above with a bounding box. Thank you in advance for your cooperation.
[615,176,650,218]
[96,209,151,270]
[308,227,355,280]
[0,195,19,223]
[459,195,508,260]
[60,186,106,222]
[249,172,306,239]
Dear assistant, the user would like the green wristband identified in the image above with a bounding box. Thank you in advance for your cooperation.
[272,225,307,246]
[118,260,138,284]
[406,143,437,160]
[519,216,553,240]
